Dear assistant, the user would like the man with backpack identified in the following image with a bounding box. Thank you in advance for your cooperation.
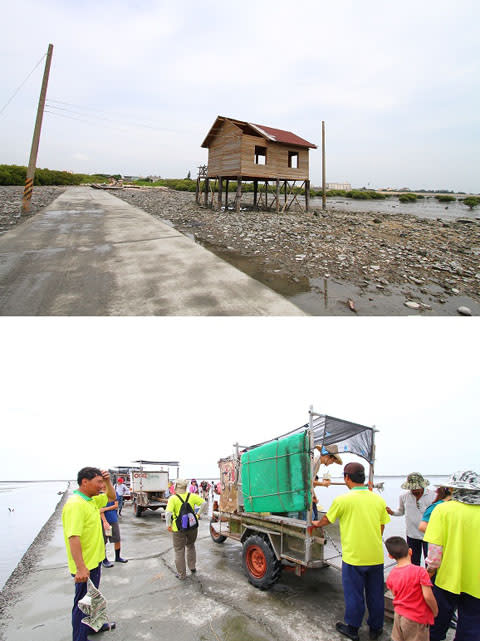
[165,479,207,580]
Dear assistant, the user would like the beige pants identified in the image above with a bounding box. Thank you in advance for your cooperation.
[392,613,430,641]
[172,529,198,579]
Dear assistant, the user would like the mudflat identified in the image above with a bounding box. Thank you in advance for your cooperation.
[1,186,479,315]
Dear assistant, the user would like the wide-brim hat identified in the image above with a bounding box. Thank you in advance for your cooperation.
[401,472,430,490]
[317,444,343,465]
[175,479,188,492]
[444,470,480,491]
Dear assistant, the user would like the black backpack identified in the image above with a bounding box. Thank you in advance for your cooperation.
[175,493,198,531]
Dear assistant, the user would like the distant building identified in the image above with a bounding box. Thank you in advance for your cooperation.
[326,182,351,191]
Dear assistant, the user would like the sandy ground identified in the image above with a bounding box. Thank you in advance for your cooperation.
[2,186,478,315]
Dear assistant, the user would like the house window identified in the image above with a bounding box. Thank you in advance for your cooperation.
[255,146,267,165]
[288,151,299,168]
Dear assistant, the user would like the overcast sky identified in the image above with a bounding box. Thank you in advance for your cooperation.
[1,318,478,481]
[1,0,479,192]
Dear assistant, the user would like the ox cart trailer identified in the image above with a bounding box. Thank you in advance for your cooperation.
[210,408,379,589]
[130,460,179,517]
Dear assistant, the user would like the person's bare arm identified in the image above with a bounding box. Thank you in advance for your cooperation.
[312,515,330,528]
[418,520,428,533]
[101,470,116,501]
[387,495,405,516]
[381,524,385,535]
[421,584,438,618]
[69,536,89,583]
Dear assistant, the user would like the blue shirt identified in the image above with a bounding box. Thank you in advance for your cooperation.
[104,500,118,524]
[421,499,443,523]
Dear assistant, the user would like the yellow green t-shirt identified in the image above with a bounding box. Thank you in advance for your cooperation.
[62,491,108,574]
[424,500,480,598]
[326,487,390,566]
[166,492,204,532]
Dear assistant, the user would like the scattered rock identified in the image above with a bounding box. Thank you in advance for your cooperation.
[457,306,472,316]
[404,301,421,310]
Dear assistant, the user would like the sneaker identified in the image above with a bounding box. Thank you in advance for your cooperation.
[115,557,128,563]
[369,629,383,640]
[335,622,359,641]
[175,573,186,580]
[102,560,114,568]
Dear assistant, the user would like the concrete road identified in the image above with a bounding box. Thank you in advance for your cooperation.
[1,497,394,641]
[0,187,304,316]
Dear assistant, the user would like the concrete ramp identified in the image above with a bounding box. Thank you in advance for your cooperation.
[0,187,304,316]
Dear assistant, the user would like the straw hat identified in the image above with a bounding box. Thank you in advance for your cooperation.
[174,479,188,492]
[317,444,343,465]
[401,472,430,490]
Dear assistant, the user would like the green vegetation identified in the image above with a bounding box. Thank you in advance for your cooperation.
[0,164,88,186]
[134,178,198,192]
[462,196,480,210]
[435,194,456,203]
[399,193,418,203]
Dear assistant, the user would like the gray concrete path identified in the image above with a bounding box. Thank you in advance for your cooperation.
[0,187,304,315]
[1,493,389,641]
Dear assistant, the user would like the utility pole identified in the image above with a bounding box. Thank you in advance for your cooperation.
[22,43,53,214]
[321,120,326,211]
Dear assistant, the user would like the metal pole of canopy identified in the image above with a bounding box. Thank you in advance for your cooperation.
[305,406,315,563]
[369,426,378,489]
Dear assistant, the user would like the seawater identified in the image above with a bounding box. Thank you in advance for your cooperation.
[309,196,477,221]
[0,480,68,589]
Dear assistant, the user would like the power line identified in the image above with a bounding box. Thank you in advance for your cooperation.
[0,53,47,116]
[47,97,195,135]
[44,109,126,133]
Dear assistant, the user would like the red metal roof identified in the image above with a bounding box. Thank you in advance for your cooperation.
[251,123,317,149]
[201,116,317,149]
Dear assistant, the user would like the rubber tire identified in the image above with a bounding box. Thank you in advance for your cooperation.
[242,534,282,590]
[209,517,227,544]
[133,501,144,517]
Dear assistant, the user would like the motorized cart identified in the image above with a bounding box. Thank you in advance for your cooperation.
[210,407,379,589]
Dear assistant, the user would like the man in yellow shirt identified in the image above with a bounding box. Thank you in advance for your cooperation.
[166,478,207,580]
[62,467,116,641]
[313,462,390,641]
[424,470,480,641]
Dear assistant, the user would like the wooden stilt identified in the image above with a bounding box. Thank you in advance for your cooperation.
[204,178,209,206]
[305,179,310,212]
[235,176,242,213]
[253,180,258,209]
[218,177,223,211]
[276,179,280,213]
[195,177,200,204]
[225,179,229,210]
[265,181,268,209]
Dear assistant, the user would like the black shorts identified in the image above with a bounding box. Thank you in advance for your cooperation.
[103,521,120,543]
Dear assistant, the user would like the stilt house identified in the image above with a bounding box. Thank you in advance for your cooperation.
[199,116,317,212]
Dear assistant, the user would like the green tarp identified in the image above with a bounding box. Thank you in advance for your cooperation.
[241,432,311,513]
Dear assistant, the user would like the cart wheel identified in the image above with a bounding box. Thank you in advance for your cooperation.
[242,534,282,589]
[210,517,227,544]
[133,501,144,517]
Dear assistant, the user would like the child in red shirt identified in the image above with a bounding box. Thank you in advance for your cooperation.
[385,536,438,641]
